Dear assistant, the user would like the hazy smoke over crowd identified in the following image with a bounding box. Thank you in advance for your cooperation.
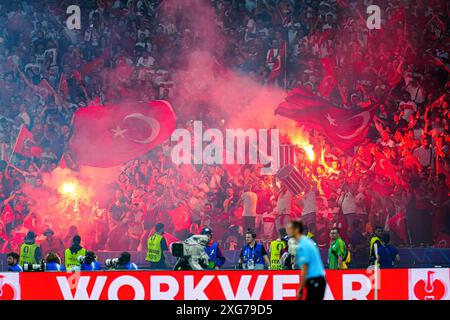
[14,0,301,237]
[162,0,292,130]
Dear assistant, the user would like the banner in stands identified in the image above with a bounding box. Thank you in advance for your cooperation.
[0,269,448,300]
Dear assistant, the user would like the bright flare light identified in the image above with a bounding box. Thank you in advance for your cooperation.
[60,182,77,198]
[304,146,315,162]
[290,134,315,162]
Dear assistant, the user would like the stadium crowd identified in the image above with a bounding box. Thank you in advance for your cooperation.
[0,0,449,269]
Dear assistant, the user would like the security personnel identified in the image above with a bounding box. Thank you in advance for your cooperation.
[269,228,287,270]
[146,223,168,269]
[328,227,349,269]
[202,228,225,269]
[19,231,42,266]
[64,235,86,271]
[369,226,384,266]
[239,229,269,270]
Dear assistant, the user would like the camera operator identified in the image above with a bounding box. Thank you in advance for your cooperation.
[44,252,65,271]
[80,251,102,271]
[201,227,225,269]
[238,229,269,270]
[6,252,23,272]
[281,221,299,269]
[106,252,138,270]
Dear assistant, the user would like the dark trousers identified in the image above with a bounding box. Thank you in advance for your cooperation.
[305,276,326,301]
[243,216,255,232]
[344,213,357,238]
[302,212,316,235]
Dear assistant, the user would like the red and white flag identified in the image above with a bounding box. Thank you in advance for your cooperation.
[318,57,337,98]
[266,42,287,83]
[168,204,191,232]
[373,151,398,183]
[58,73,69,97]
[275,89,376,151]
[1,204,14,226]
[69,100,176,167]
[12,125,42,159]
[387,211,407,243]
[35,79,56,100]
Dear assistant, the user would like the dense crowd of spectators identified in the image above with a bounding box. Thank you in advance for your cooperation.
[0,0,449,260]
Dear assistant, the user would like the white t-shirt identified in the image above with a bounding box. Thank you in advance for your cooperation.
[399,100,417,121]
[338,192,357,215]
[413,146,433,167]
[277,190,292,215]
[301,189,316,216]
[241,191,258,217]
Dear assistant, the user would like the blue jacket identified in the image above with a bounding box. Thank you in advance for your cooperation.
[240,243,266,267]
[81,261,102,271]
[45,262,65,271]
[8,264,23,272]
[204,241,226,268]
[379,244,398,268]
[116,262,138,270]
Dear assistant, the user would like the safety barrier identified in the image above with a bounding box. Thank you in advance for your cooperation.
[4,247,449,271]
[0,268,448,300]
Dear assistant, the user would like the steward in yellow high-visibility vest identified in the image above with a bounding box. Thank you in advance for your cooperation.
[19,231,42,266]
[64,235,86,271]
[269,228,287,270]
[369,226,384,266]
[146,223,168,269]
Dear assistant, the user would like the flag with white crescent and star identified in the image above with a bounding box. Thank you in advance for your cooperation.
[69,100,175,167]
[275,88,377,151]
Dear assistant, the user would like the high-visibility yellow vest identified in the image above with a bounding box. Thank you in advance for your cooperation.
[64,248,86,271]
[146,233,163,263]
[369,236,384,266]
[269,239,286,270]
[369,236,383,257]
[19,243,39,265]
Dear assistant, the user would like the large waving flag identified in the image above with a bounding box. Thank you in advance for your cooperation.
[275,88,376,151]
[69,100,175,167]
[12,125,42,159]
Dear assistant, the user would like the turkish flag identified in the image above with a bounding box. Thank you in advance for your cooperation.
[79,50,111,77]
[388,211,407,243]
[58,73,69,97]
[276,87,336,115]
[168,204,191,232]
[373,151,398,183]
[35,79,55,100]
[69,100,175,167]
[12,125,42,159]
[1,204,14,225]
[267,42,287,82]
[275,90,376,151]
[318,57,337,98]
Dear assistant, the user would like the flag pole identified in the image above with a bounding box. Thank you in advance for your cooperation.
[284,41,288,92]
[374,242,379,301]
